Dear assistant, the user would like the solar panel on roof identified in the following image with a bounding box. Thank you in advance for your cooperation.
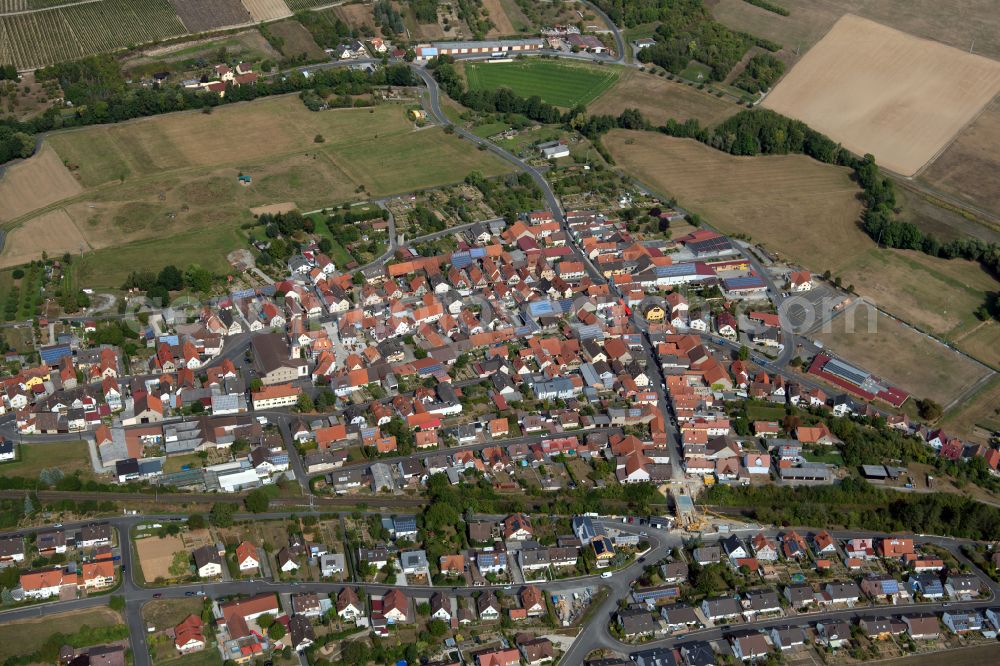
[824,358,869,386]
[529,301,554,316]
[724,276,766,289]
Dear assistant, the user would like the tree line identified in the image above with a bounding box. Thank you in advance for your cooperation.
[0,55,418,166]
[702,477,1000,541]
[576,104,1000,295]
[431,55,567,125]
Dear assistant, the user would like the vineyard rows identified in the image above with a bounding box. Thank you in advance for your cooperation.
[0,0,185,70]
[0,0,96,15]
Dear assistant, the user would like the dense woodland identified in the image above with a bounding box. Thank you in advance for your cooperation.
[0,55,417,165]
[733,53,785,93]
[702,477,1000,541]
[595,0,780,80]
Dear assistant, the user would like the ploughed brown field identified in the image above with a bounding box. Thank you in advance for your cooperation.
[762,14,1000,177]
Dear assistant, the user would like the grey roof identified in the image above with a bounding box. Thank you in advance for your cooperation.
[400,549,428,569]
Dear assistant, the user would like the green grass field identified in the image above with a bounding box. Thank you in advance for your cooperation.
[6,97,512,285]
[0,440,94,481]
[464,59,620,108]
[679,60,713,82]
[0,608,123,662]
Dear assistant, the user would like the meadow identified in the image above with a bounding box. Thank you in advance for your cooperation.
[604,129,1000,371]
[0,608,123,663]
[0,95,511,281]
[464,59,620,108]
[814,305,992,407]
[920,95,1000,218]
[589,68,739,126]
[942,375,1000,442]
[0,440,94,480]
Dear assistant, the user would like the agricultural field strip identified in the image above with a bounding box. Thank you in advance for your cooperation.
[0,0,100,15]
[0,0,187,70]
[762,14,1000,177]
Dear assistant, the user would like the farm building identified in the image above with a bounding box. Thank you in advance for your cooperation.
[416,39,544,58]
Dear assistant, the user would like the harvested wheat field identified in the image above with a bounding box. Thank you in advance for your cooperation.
[0,144,82,223]
[605,130,865,267]
[0,209,90,269]
[590,69,738,126]
[762,14,1000,176]
[241,0,290,22]
[920,95,1000,217]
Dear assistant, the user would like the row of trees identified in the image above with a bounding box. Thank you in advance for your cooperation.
[702,477,1000,541]
[575,102,999,305]
[121,263,214,302]
[0,55,417,166]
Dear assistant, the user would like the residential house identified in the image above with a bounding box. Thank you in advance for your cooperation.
[477,590,501,621]
[730,632,770,662]
[193,545,223,578]
[382,589,409,624]
[288,614,315,652]
[902,614,940,640]
[173,615,206,654]
[337,587,364,622]
[235,541,260,573]
[701,596,742,623]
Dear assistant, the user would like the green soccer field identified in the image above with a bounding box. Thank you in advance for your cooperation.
[464,59,621,108]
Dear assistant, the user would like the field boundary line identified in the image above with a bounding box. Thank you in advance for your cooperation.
[868,301,998,373]
[910,92,1000,181]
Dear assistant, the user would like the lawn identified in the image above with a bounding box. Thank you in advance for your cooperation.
[744,404,786,421]
[802,449,844,466]
[0,608,123,663]
[162,453,205,475]
[0,440,94,481]
[157,650,223,666]
[464,59,620,108]
[679,60,712,82]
